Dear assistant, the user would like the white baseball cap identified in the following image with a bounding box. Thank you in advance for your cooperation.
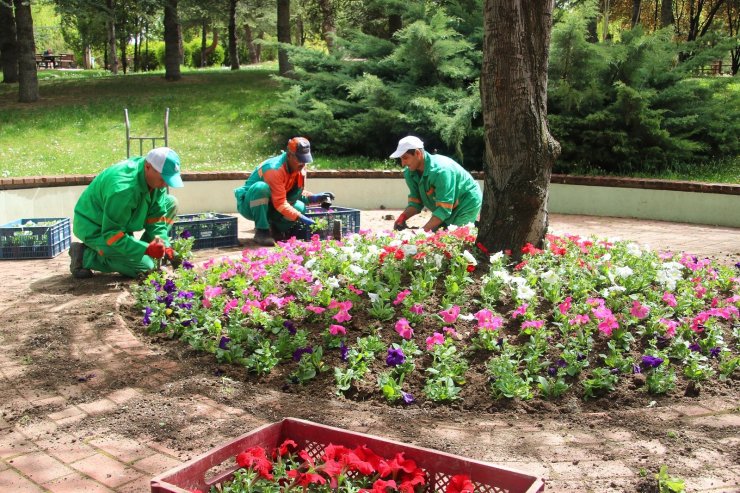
[390,136,424,158]
[146,147,184,188]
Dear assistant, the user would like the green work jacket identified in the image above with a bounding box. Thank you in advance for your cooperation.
[403,151,482,224]
[73,157,172,258]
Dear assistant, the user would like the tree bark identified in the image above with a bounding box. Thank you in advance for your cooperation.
[164,0,181,81]
[200,20,207,67]
[318,0,335,52]
[106,0,118,74]
[0,1,18,83]
[277,0,293,76]
[631,0,642,27]
[244,23,259,64]
[228,0,239,70]
[13,0,37,102]
[660,0,674,27]
[477,0,560,256]
[727,1,740,74]
[388,14,402,39]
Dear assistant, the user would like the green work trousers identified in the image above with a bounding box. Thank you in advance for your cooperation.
[81,194,178,278]
[236,182,305,233]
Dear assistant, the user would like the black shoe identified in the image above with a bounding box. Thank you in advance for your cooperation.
[69,242,93,279]
[253,229,276,247]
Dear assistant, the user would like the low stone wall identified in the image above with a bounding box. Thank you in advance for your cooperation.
[1,171,739,227]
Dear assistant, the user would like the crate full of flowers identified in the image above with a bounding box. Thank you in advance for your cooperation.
[169,213,238,250]
[150,418,544,493]
[289,206,361,241]
[0,217,71,260]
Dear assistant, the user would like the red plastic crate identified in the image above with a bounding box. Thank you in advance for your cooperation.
[150,418,545,493]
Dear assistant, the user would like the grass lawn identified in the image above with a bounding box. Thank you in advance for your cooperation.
[0,66,736,182]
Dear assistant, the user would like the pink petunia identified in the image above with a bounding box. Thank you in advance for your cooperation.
[592,305,613,320]
[393,290,411,306]
[306,305,326,314]
[598,315,619,336]
[333,310,352,323]
[395,318,414,339]
[223,298,239,315]
[329,324,347,336]
[410,303,424,315]
[630,301,650,319]
[512,303,528,318]
[425,332,445,350]
[521,320,545,330]
[662,292,677,307]
[569,314,590,326]
[438,305,460,324]
[442,326,459,337]
[558,296,572,315]
[659,318,678,337]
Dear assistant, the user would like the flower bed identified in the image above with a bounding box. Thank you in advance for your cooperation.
[133,226,739,406]
[150,418,544,493]
[0,217,71,260]
[288,206,361,241]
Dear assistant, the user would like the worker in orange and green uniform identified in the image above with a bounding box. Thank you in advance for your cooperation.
[390,136,482,232]
[234,137,334,246]
[69,147,184,279]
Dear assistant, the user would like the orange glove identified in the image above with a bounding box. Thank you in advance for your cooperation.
[145,240,165,259]
[164,247,174,260]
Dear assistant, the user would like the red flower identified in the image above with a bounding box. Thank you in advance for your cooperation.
[394,250,405,260]
[322,443,351,462]
[504,249,512,255]
[362,479,397,493]
[447,474,475,493]
[278,439,298,457]
[514,261,527,270]
[521,243,543,255]
[236,447,273,480]
[351,445,382,473]
[466,265,475,272]
[287,469,326,487]
[378,452,418,478]
[475,242,489,255]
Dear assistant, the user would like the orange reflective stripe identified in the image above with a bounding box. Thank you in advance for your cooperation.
[409,197,422,204]
[106,231,125,246]
[146,216,174,225]
[426,187,435,196]
[435,201,454,210]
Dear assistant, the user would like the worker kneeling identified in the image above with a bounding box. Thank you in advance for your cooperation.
[234,136,334,246]
[70,147,184,279]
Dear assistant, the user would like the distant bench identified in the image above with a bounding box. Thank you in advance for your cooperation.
[34,53,76,69]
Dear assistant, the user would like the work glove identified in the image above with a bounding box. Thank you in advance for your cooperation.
[394,213,408,231]
[145,239,165,259]
[164,247,175,260]
[308,192,335,204]
[298,214,316,227]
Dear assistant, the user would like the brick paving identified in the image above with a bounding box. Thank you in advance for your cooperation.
[0,211,737,492]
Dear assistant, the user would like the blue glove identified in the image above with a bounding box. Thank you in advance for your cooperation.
[308,192,335,204]
[298,214,315,226]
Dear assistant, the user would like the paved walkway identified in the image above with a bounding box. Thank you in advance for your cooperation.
[0,212,738,493]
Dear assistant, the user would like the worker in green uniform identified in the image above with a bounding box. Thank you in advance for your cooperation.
[69,147,184,279]
[390,136,482,232]
[234,137,334,246]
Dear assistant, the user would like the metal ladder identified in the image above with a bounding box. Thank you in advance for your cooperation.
[124,107,169,158]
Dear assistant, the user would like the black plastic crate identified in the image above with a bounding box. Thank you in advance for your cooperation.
[0,217,71,260]
[289,206,361,241]
[170,213,238,250]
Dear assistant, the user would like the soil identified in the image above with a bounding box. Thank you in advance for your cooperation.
[1,213,738,493]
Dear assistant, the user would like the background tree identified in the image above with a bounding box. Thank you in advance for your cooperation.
[0,0,19,83]
[105,0,118,73]
[726,0,739,73]
[164,0,181,80]
[477,0,560,253]
[228,0,238,69]
[277,0,292,75]
[13,0,38,102]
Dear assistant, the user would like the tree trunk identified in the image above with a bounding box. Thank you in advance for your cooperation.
[631,0,642,27]
[660,0,674,27]
[728,1,740,74]
[477,0,560,256]
[602,0,611,41]
[106,0,118,74]
[388,14,402,39]
[0,1,19,83]
[120,34,127,73]
[13,0,37,102]
[228,0,239,70]
[84,45,92,69]
[318,0,335,52]
[295,15,304,46]
[244,23,258,64]
[200,20,207,67]
[277,0,293,76]
[164,0,181,81]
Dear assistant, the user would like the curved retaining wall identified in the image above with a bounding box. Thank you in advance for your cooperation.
[1,171,739,227]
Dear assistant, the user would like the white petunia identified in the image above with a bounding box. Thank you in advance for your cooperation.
[401,244,418,256]
[368,293,380,303]
[540,270,559,285]
[305,258,316,269]
[490,251,504,263]
[516,285,536,300]
[326,276,340,288]
[626,242,642,257]
[349,264,366,276]
[462,250,477,266]
[614,266,634,278]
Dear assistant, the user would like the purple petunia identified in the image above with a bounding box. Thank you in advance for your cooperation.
[735,261,740,270]
[142,306,153,325]
[709,347,721,358]
[689,343,701,352]
[182,260,194,270]
[386,348,406,367]
[401,391,415,404]
[219,336,231,350]
[339,342,349,361]
[641,355,664,368]
[293,346,313,361]
[547,367,557,376]
[283,320,297,335]
[163,279,176,293]
[181,230,193,239]
[150,280,162,291]
[632,364,641,374]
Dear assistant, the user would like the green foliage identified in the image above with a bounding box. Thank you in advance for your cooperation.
[656,465,686,493]
[187,39,225,68]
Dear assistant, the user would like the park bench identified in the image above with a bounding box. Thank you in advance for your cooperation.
[58,53,76,69]
[34,53,76,69]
